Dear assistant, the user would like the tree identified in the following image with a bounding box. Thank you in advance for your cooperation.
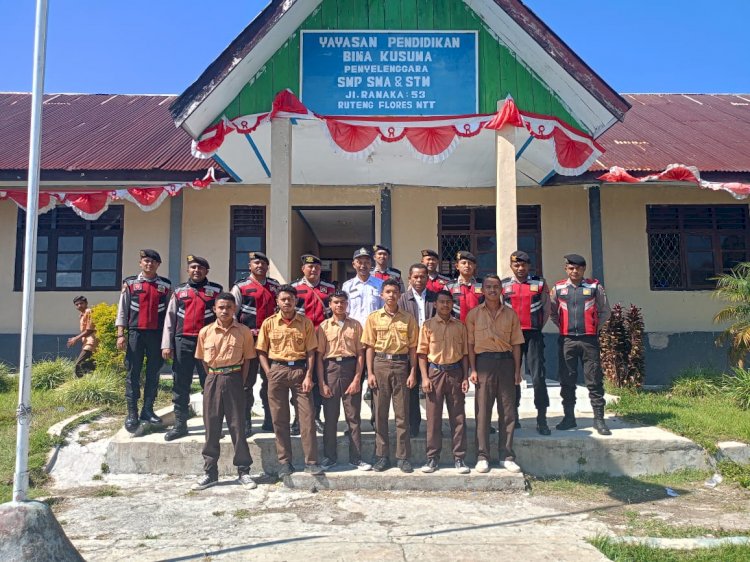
[713,262,750,368]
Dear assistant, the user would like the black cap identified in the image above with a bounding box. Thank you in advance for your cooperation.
[73,295,87,304]
[248,251,269,264]
[564,254,587,267]
[455,250,477,264]
[353,247,372,260]
[421,249,439,258]
[140,249,161,263]
[510,251,531,264]
[301,254,322,265]
[186,255,210,269]
[372,244,391,255]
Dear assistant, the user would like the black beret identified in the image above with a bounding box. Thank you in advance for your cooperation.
[372,244,391,255]
[248,251,269,264]
[421,249,439,258]
[353,247,372,260]
[564,254,587,267]
[455,250,477,264]
[510,251,531,264]
[140,249,161,263]
[301,254,322,265]
[186,255,209,269]
[72,295,87,304]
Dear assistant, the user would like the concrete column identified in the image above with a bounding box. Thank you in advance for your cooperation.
[380,184,392,250]
[269,118,292,283]
[495,108,517,278]
[168,192,183,283]
[588,185,605,283]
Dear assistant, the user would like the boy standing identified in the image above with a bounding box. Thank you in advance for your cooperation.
[69,296,97,378]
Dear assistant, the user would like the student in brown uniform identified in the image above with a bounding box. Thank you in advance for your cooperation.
[362,279,419,473]
[417,290,471,474]
[256,284,324,477]
[193,293,257,490]
[316,291,372,471]
[69,296,97,377]
[467,275,525,474]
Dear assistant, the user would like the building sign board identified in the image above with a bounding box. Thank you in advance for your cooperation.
[301,30,478,117]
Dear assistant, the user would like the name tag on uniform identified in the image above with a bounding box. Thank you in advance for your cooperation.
[530,284,539,292]
[583,288,592,296]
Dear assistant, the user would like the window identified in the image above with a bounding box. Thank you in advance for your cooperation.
[230,206,266,282]
[647,205,749,290]
[438,206,542,278]
[14,206,124,291]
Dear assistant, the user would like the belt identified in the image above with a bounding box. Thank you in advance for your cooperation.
[477,351,513,359]
[271,359,307,368]
[207,364,242,375]
[326,356,357,363]
[375,353,408,361]
[429,361,462,371]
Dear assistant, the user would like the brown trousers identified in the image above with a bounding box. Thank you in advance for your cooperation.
[372,356,410,460]
[202,372,252,477]
[425,366,467,461]
[322,359,363,463]
[268,363,318,465]
[475,353,517,462]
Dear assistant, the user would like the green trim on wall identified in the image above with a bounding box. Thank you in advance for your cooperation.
[214,0,586,133]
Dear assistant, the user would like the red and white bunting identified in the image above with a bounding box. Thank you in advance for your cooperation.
[0,168,228,220]
[598,164,750,200]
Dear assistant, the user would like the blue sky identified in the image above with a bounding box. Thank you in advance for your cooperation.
[1,0,747,94]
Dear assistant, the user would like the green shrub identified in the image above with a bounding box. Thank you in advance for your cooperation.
[671,367,722,398]
[31,358,75,390]
[0,363,16,393]
[723,367,750,410]
[57,368,124,406]
[90,302,125,373]
[718,459,750,489]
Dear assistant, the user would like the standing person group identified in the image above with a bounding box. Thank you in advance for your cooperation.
[114,243,612,487]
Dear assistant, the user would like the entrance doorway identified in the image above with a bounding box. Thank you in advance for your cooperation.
[292,206,376,286]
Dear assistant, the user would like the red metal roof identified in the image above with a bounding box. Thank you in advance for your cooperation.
[593,94,750,173]
[0,93,207,174]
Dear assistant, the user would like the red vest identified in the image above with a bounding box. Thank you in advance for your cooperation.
[173,281,223,337]
[447,279,483,323]
[124,275,171,331]
[502,276,546,331]
[234,276,279,331]
[292,278,334,328]
[372,267,402,284]
[554,279,601,336]
[426,273,450,294]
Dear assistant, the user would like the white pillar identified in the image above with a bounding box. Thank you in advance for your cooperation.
[495,106,517,279]
[269,117,292,282]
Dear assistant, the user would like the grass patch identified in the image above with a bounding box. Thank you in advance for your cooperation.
[591,536,750,561]
[623,510,750,539]
[57,369,123,406]
[31,358,75,391]
[718,460,750,488]
[0,364,16,393]
[91,485,122,497]
[233,509,251,519]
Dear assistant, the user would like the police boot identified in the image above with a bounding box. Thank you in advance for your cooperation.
[556,406,577,431]
[124,403,140,433]
[164,409,189,441]
[140,400,163,425]
[536,409,551,436]
[593,407,612,436]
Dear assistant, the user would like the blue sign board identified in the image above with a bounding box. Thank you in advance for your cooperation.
[300,31,478,117]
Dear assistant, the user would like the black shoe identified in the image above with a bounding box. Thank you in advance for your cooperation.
[320,457,337,469]
[421,457,438,473]
[290,418,300,436]
[536,418,551,436]
[593,417,612,436]
[489,426,497,434]
[139,407,162,425]
[164,423,188,442]
[191,474,218,490]
[305,463,325,475]
[397,459,414,473]
[556,415,577,431]
[315,418,325,434]
[245,419,253,437]
[277,463,295,478]
[125,406,139,433]
[372,457,390,472]
[261,415,273,432]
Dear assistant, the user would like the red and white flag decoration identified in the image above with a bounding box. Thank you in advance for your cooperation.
[192,90,603,174]
[598,164,750,200]
[0,168,228,220]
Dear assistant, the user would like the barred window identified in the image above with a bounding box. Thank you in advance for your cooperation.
[438,206,542,279]
[230,206,266,283]
[647,205,749,290]
[14,206,124,291]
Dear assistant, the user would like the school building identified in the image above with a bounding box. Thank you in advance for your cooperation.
[1,0,749,382]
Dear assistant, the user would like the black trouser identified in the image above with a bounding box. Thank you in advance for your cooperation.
[171,335,206,418]
[74,349,95,378]
[514,329,550,413]
[559,335,605,409]
[124,329,163,407]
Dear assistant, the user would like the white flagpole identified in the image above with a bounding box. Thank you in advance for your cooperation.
[13,0,49,503]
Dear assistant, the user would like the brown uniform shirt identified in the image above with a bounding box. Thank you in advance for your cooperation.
[361,307,418,354]
[256,311,317,361]
[417,315,468,365]
[79,308,98,352]
[466,303,525,354]
[317,316,363,359]
[195,320,256,368]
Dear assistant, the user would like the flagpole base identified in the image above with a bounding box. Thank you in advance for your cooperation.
[0,501,83,561]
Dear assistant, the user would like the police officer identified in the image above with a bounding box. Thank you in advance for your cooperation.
[116,249,171,433]
[447,251,483,323]
[161,255,222,441]
[421,249,450,293]
[550,254,612,436]
[371,244,405,292]
[292,254,335,434]
[501,251,552,435]
[231,251,280,434]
